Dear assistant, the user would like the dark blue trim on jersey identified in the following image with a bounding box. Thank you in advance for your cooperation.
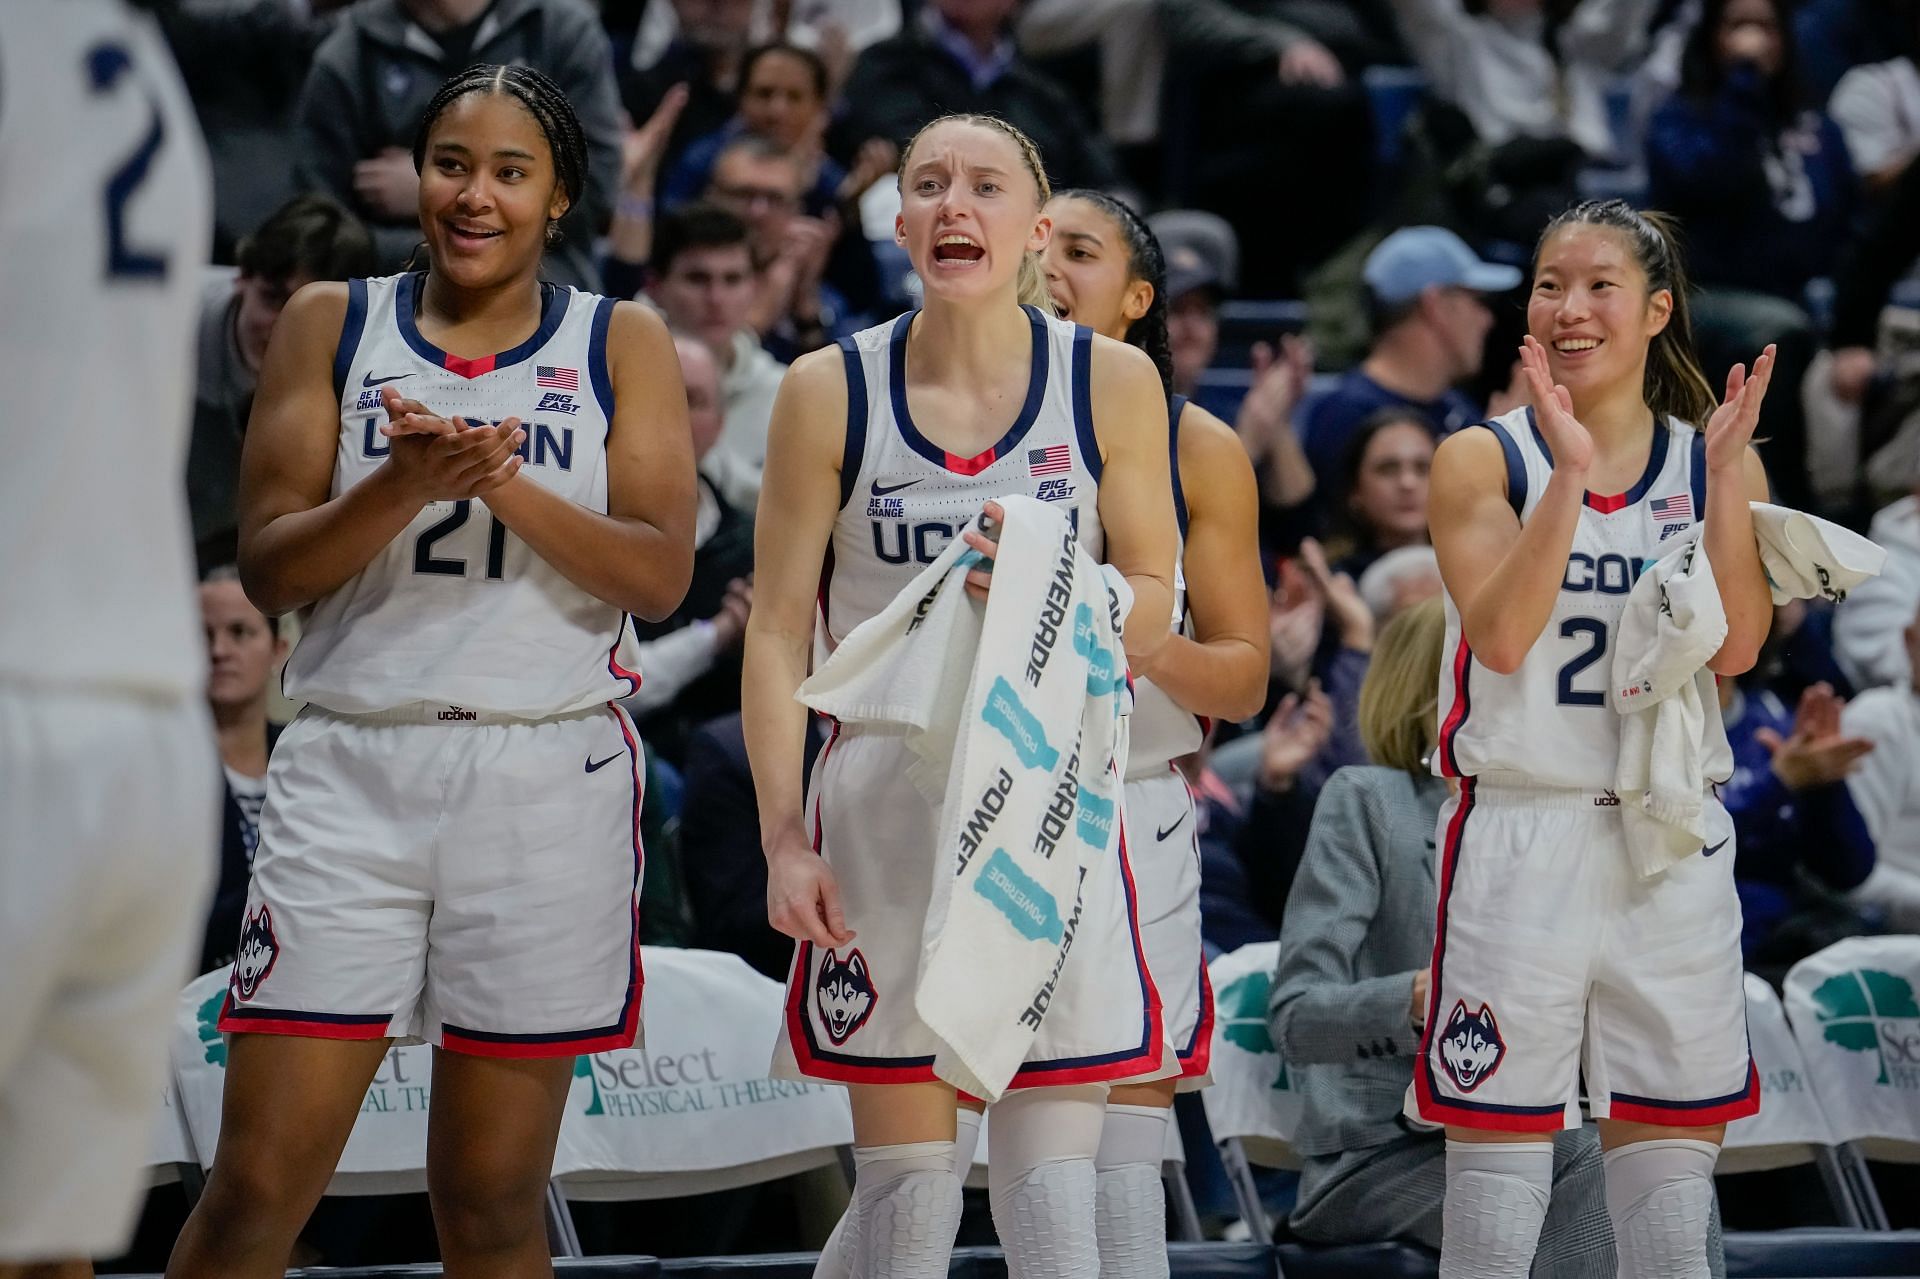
[1483,419,1528,517]
[221,1005,390,1027]
[1528,407,1669,511]
[1611,1079,1756,1111]
[1169,393,1190,537]
[395,271,566,375]
[333,277,369,401]
[886,305,1048,474]
[587,295,617,420]
[837,338,868,511]
[1689,427,1708,522]
[1072,324,1102,483]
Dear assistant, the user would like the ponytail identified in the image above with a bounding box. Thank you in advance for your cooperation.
[1535,200,1719,427]
[1017,251,1056,314]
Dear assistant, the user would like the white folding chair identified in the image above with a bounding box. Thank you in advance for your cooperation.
[147,1065,197,1188]
[549,948,853,1217]
[1197,943,1304,1244]
[1781,935,1920,1229]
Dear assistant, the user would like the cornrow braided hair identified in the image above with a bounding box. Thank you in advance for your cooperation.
[413,64,590,231]
[1535,199,1719,428]
[898,113,1055,312]
[1050,189,1174,395]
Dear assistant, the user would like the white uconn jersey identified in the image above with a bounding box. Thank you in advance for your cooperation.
[1128,395,1203,776]
[0,3,211,696]
[1436,406,1712,788]
[285,272,642,717]
[821,306,1104,650]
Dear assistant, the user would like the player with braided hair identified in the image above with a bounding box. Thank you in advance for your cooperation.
[166,66,697,1277]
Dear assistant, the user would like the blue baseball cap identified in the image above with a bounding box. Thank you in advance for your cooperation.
[1363,226,1521,305]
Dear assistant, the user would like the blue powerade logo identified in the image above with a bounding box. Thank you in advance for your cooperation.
[1073,604,1122,696]
[975,849,1064,943]
[1075,790,1114,846]
[982,676,1059,771]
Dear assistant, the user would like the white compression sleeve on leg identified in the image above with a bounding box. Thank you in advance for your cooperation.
[1604,1139,1719,1279]
[987,1085,1109,1279]
[1439,1139,1554,1279]
[816,1109,984,1279]
[1094,1103,1171,1279]
[847,1141,963,1279]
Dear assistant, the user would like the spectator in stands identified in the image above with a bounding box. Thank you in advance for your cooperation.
[1150,211,1234,402]
[1718,676,1879,983]
[1301,227,1519,485]
[1828,8,1920,194]
[1842,607,1920,931]
[1159,0,1377,293]
[188,194,374,566]
[620,336,755,758]
[292,0,622,291]
[1324,409,1435,579]
[1210,679,1334,947]
[1822,151,1920,413]
[836,0,1120,190]
[621,0,757,185]
[1835,488,1920,690]
[1269,598,1725,1274]
[1794,0,1916,101]
[1646,0,1856,510]
[1356,544,1443,625]
[198,567,289,974]
[647,204,788,510]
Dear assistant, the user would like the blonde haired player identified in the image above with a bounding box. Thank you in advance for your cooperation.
[744,112,1179,1279]
[1421,200,1774,1278]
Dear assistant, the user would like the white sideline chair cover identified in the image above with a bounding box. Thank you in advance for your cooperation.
[1199,942,1303,1172]
[1782,935,1920,1162]
[1720,972,1840,1172]
[551,948,853,1201]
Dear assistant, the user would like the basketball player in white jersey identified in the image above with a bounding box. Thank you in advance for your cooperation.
[0,3,215,1267]
[1041,189,1268,1278]
[744,113,1179,1279]
[165,66,695,1278]
[1420,200,1775,1279]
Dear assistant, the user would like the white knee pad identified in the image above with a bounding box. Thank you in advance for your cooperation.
[847,1141,963,1279]
[987,1085,1108,1279]
[1604,1139,1718,1279]
[1439,1139,1554,1279]
[1093,1104,1170,1279]
[955,1106,985,1176]
[814,1113,981,1279]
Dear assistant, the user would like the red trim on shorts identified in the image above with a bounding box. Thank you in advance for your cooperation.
[607,636,642,698]
[1180,957,1215,1078]
[1607,1061,1761,1126]
[1437,638,1473,777]
[218,993,393,1040]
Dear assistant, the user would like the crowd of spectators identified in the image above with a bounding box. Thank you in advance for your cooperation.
[145,0,1920,1261]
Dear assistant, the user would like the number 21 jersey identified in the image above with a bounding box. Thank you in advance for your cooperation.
[1434,405,1724,788]
[284,273,642,717]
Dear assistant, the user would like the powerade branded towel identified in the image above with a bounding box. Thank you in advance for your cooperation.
[796,495,1142,1100]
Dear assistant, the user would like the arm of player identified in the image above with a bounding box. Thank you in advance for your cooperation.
[1089,338,1179,669]
[1134,405,1269,722]
[742,349,854,949]
[1701,347,1780,675]
[236,284,521,616]
[482,303,697,622]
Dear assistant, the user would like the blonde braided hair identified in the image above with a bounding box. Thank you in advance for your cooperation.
[898,113,1056,313]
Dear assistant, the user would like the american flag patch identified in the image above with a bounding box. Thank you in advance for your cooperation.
[1649,494,1693,521]
[536,365,579,390]
[1028,444,1071,476]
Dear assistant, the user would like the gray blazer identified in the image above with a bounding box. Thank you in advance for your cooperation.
[1268,765,1447,1164]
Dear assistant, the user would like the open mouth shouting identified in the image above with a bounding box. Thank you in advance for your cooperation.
[932,232,985,269]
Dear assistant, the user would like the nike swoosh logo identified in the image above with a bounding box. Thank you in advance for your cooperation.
[871,478,923,496]
[1702,838,1729,858]
[584,753,623,774]
[1155,811,1189,842]
[362,372,413,388]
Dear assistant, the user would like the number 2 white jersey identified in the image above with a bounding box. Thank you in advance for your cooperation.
[0,2,211,697]
[819,306,1105,653]
[283,273,643,717]
[1435,406,1726,789]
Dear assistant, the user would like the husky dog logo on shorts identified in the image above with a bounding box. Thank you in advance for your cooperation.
[232,905,280,1002]
[1437,999,1505,1092]
[816,948,876,1045]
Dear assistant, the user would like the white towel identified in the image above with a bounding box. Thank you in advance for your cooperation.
[797,495,1134,1100]
[1611,505,1887,878]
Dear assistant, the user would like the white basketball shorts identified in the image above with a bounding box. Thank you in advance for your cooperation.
[218,702,645,1058]
[0,685,217,1260]
[1410,777,1758,1132]
[1125,765,1214,1088]
[773,721,1171,1090]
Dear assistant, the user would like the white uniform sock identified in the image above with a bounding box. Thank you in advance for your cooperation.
[1094,1104,1171,1279]
[815,1110,985,1279]
[1604,1139,1719,1279]
[987,1085,1109,1279]
[843,1141,962,1279]
[1439,1139,1554,1279]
